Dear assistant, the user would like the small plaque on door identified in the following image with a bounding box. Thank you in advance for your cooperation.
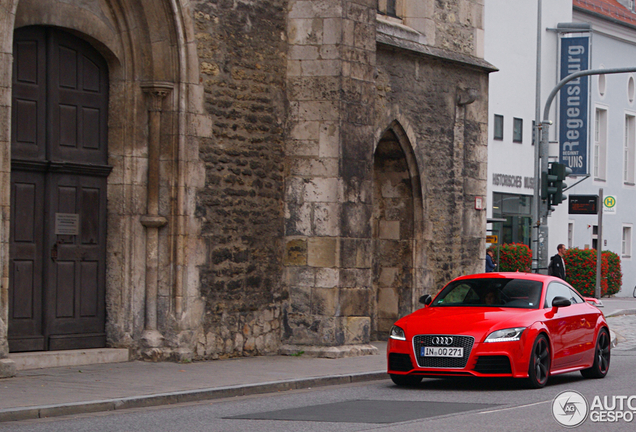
[55,213,80,235]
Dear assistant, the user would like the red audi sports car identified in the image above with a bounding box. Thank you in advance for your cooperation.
[387,272,610,388]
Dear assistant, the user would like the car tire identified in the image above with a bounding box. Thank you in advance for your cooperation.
[527,334,551,389]
[581,328,610,379]
[390,374,422,387]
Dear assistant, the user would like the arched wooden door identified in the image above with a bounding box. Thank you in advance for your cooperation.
[9,27,109,352]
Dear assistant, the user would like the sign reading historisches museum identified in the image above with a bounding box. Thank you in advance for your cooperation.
[559,35,590,176]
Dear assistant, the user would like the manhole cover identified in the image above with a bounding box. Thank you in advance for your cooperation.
[227,399,499,423]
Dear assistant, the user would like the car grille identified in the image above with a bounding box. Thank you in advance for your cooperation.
[413,335,474,368]
[388,353,413,372]
[474,355,512,374]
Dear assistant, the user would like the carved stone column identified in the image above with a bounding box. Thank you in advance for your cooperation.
[140,83,173,353]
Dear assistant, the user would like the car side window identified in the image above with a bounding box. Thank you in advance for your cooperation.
[569,287,584,304]
[544,283,575,308]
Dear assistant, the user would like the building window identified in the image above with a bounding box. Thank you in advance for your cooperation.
[513,118,523,143]
[623,225,632,258]
[594,108,608,180]
[378,0,399,18]
[629,76,635,103]
[494,114,504,140]
[625,114,635,184]
[492,193,533,248]
[598,74,606,97]
[592,225,598,250]
[568,222,574,249]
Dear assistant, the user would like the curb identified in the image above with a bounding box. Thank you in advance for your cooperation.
[0,371,388,423]
[605,309,636,318]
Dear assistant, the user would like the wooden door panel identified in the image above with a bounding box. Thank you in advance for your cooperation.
[45,173,106,341]
[10,26,109,352]
[12,28,46,161]
[55,261,76,318]
[49,30,108,165]
[11,261,35,319]
[8,171,45,351]
[80,262,99,317]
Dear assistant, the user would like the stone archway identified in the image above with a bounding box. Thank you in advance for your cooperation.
[371,124,423,340]
[0,0,204,368]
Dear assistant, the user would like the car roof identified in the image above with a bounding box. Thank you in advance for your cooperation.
[451,272,556,283]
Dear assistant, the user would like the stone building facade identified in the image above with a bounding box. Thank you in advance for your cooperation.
[0,0,492,377]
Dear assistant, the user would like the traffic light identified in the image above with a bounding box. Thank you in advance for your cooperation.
[551,162,572,205]
[540,170,556,201]
[541,162,572,208]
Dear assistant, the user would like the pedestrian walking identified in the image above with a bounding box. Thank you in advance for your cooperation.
[548,244,567,280]
[486,249,496,272]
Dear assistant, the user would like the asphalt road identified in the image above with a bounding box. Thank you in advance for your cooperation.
[2,350,635,432]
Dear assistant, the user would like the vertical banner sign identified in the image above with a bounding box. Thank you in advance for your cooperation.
[559,35,590,176]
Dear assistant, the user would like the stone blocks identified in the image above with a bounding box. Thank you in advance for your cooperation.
[0,0,489,362]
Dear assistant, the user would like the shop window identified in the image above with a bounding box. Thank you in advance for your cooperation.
[492,193,533,248]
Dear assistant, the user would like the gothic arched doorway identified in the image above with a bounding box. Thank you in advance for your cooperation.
[9,26,109,352]
[372,128,420,340]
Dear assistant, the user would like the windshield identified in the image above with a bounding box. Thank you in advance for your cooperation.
[432,278,542,309]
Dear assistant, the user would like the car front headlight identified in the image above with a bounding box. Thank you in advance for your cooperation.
[484,327,525,343]
[389,325,406,341]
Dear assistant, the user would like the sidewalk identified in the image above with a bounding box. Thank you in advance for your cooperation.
[0,297,635,423]
[603,297,636,351]
[0,342,388,423]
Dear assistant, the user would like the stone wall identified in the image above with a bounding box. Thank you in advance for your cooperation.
[432,0,484,56]
[375,42,489,292]
[281,0,379,352]
[0,0,491,371]
[0,2,16,365]
[192,0,288,358]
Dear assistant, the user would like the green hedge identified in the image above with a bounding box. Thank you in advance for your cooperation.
[489,243,532,272]
[562,248,622,297]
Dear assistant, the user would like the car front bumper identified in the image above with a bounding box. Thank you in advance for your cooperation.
[387,335,531,379]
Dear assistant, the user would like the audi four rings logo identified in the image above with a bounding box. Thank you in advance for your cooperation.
[431,336,453,345]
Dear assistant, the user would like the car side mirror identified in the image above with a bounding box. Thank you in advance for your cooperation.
[551,296,571,308]
[419,294,432,306]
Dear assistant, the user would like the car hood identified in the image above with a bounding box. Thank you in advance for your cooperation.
[397,306,538,341]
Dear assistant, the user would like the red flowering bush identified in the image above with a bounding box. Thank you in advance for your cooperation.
[489,243,532,272]
[563,248,621,297]
[603,250,622,296]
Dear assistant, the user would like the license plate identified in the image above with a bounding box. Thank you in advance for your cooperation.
[421,346,464,358]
